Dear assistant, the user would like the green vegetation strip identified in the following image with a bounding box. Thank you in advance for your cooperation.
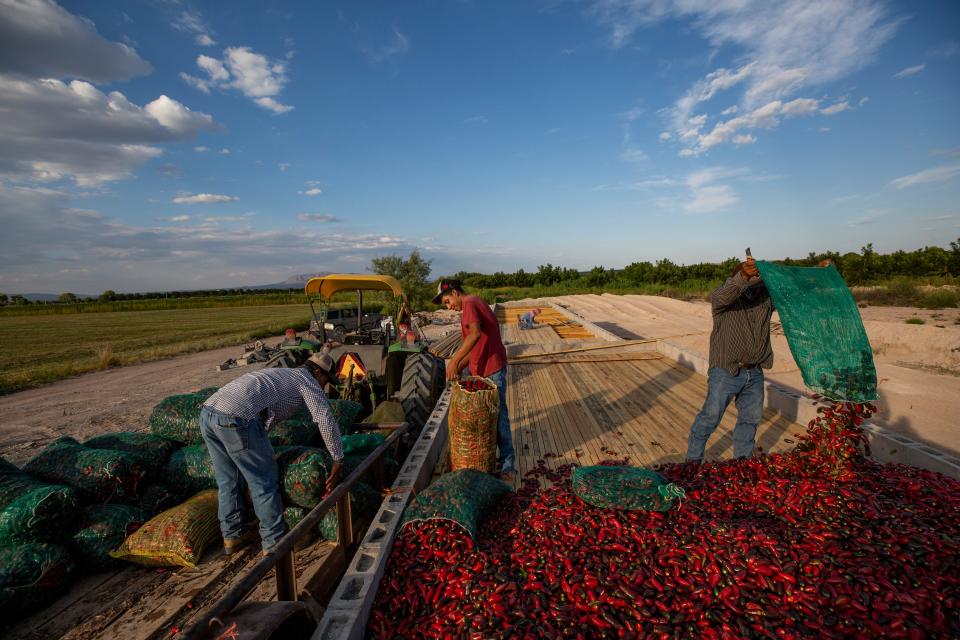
[0,304,312,394]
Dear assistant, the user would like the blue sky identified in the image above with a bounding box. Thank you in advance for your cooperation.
[1,0,958,294]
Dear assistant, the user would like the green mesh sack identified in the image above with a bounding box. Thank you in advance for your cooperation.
[138,482,181,517]
[0,542,75,619]
[69,504,146,572]
[571,466,684,512]
[401,469,511,540]
[164,445,217,497]
[24,437,146,504]
[84,432,183,478]
[361,400,406,425]
[274,446,330,509]
[0,457,77,546]
[342,452,399,486]
[110,489,219,568]
[149,387,218,444]
[342,433,386,456]
[269,419,321,448]
[329,400,363,433]
[283,482,380,543]
[756,261,877,402]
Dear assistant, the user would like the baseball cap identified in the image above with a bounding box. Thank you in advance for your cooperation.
[307,353,336,378]
[431,278,463,304]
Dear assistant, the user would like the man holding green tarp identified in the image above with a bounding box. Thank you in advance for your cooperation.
[686,256,834,462]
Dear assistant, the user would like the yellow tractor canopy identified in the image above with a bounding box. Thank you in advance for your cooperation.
[304,274,404,300]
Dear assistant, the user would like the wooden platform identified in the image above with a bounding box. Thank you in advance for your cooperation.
[437,326,801,489]
[497,306,594,341]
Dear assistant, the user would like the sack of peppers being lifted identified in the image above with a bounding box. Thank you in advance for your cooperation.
[448,376,499,473]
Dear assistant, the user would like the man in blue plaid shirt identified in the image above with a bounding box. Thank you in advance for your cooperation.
[200,353,344,554]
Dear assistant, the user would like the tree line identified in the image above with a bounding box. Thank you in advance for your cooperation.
[4,240,957,308]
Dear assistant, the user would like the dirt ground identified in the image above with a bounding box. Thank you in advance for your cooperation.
[2,296,957,466]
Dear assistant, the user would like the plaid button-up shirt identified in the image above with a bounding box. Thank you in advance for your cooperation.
[204,367,344,460]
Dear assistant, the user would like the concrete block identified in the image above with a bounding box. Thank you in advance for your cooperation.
[311,607,363,640]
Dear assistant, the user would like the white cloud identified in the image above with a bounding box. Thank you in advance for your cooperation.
[658,131,671,140]
[893,63,926,79]
[363,25,410,63]
[172,9,216,47]
[194,146,209,152]
[298,213,340,222]
[821,101,850,115]
[173,193,239,204]
[682,166,749,214]
[721,105,739,116]
[278,162,290,172]
[889,164,960,190]
[589,1,899,153]
[300,187,322,196]
[0,0,151,83]
[819,127,831,133]
[0,75,217,185]
[219,148,230,155]
[182,46,293,113]
[169,215,191,222]
[463,115,488,125]
[619,146,648,162]
[732,134,756,146]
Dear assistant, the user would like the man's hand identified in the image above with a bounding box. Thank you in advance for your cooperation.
[739,257,759,280]
[325,461,342,494]
[445,358,461,381]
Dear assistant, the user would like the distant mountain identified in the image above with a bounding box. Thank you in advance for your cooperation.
[245,272,328,290]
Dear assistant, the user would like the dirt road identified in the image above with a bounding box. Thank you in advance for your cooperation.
[0,340,271,465]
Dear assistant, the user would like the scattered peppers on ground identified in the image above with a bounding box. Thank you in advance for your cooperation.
[369,402,959,639]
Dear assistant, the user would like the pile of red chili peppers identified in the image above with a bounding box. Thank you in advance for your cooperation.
[369,403,960,639]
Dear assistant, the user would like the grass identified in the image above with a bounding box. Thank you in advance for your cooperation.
[852,278,959,309]
[905,318,926,325]
[0,304,313,394]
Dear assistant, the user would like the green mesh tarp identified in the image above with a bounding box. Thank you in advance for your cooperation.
[401,469,511,540]
[24,437,146,504]
[138,482,181,517]
[0,457,77,546]
[288,400,363,435]
[275,446,331,509]
[84,432,182,478]
[572,466,684,511]
[269,419,320,448]
[149,387,218,444]
[342,433,386,456]
[756,261,877,402]
[164,445,217,497]
[69,504,146,572]
[0,542,75,619]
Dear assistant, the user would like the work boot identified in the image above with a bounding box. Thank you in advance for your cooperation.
[223,528,258,555]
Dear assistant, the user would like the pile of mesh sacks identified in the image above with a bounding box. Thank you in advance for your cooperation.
[0,426,185,620]
[3,386,395,623]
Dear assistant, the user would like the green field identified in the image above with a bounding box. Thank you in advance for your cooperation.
[0,304,313,394]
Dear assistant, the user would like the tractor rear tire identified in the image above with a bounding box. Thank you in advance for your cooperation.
[264,350,302,368]
[398,353,445,433]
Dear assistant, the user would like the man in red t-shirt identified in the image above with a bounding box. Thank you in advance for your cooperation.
[434,279,516,479]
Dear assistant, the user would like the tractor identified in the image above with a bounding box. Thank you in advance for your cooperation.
[264,274,445,432]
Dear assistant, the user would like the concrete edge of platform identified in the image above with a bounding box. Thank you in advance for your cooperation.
[656,339,960,480]
[313,386,452,640]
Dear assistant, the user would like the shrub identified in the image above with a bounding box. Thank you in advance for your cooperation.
[905,318,925,325]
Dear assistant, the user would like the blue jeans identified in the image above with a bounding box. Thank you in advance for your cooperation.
[200,407,288,550]
[486,368,516,473]
[686,366,764,462]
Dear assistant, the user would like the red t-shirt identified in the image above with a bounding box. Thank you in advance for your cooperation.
[460,295,507,377]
